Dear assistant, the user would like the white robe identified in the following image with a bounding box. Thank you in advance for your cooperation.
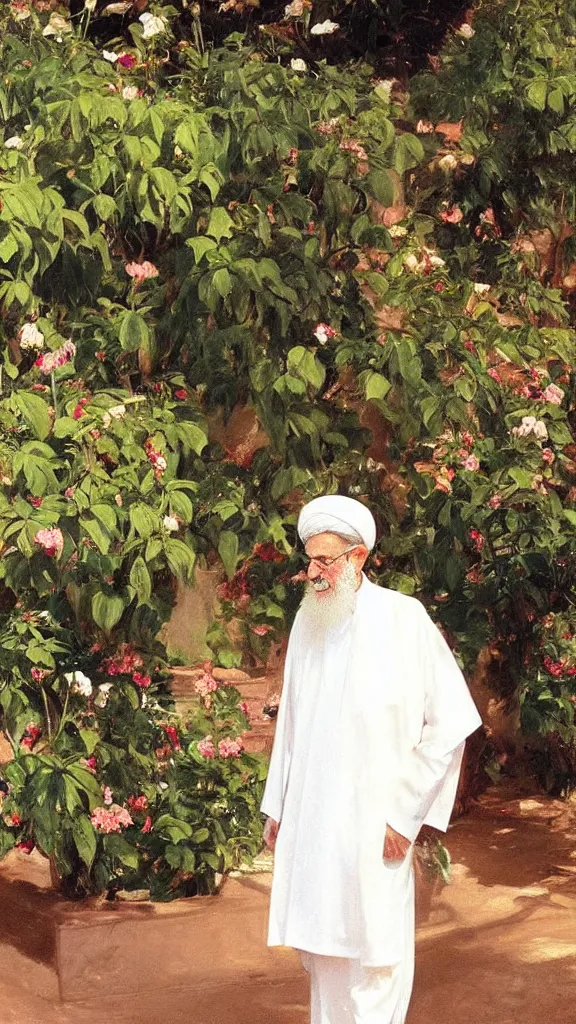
[261,575,482,967]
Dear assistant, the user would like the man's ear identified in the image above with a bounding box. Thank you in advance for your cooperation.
[351,546,369,572]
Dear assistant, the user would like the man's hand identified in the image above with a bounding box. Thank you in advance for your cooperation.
[263,817,280,851]
[383,825,411,861]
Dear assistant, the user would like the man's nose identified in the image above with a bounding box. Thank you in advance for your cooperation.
[307,561,321,579]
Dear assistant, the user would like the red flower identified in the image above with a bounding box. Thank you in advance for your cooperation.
[72,404,85,420]
[127,794,148,812]
[162,725,181,751]
[141,816,152,834]
[252,542,285,563]
[28,496,43,507]
[117,53,138,69]
[95,351,106,362]
[434,281,444,293]
[132,672,151,688]
[174,389,187,400]
[31,667,47,682]
[15,839,35,855]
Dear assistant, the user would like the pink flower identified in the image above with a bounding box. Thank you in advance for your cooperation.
[125,261,159,283]
[542,448,555,464]
[313,322,338,345]
[28,495,43,507]
[464,340,476,355]
[198,735,216,759]
[34,528,64,558]
[31,667,47,682]
[439,206,463,224]
[91,805,133,834]
[487,367,501,383]
[117,52,138,69]
[469,529,484,552]
[141,816,152,833]
[81,756,97,772]
[461,454,480,472]
[488,494,502,509]
[542,383,563,405]
[132,672,151,688]
[103,786,113,806]
[35,340,76,375]
[460,430,475,449]
[218,737,244,759]
[65,487,75,498]
[433,467,455,494]
[194,672,218,698]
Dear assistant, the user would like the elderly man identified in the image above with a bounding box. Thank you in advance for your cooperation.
[261,495,481,1024]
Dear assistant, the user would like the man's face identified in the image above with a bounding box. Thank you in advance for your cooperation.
[304,532,357,593]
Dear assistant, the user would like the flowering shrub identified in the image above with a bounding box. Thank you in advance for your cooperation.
[1,0,576,895]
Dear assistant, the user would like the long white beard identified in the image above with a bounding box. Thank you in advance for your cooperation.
[298,560,359,640]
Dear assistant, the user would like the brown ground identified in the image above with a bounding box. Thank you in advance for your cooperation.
[1,785,576,1024]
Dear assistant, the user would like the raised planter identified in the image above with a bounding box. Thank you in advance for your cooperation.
[0,849,286,1005]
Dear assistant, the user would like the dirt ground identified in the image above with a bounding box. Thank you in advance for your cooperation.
[1,785,576,1024]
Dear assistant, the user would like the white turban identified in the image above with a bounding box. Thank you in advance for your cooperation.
[297,495,377,551]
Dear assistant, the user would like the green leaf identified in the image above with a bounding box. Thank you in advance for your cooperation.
[286,346,325,390]
[104,834,139,868]
[165,539,195,581]
[206,207,235,242]
[129,556,152,604]
[526,80,548,111]
[15,392,51,441]
[129,503,158,539]
[119,312,151,353]
[212,267,232,298]
[72,815,97,869]
[365,372,391,401]
[393,134,424,175]
[218,530,239,579]
[92,591,125,632]
[186,236,218,262]
[93,194,117,221]
[365,169,395,205]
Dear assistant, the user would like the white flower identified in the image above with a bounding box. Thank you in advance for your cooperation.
[373,79,395,102]
[42,13,73,38]
[388,224,407,238]
[290,58,308,73]
[403,254,420,272]
[284,0,304,16]
[18,323,45,351]
[101,1,132,12]
[438,154,458,172]
[427,252,446,269]
[139,12,167,39]
[65,671,93,697]
[310,20,339,35]
[122,86,139,101]
[456,23,475,38]
[103,50,118,63]
[163,515,179,532]
[416,120,434,134]
[5,136,24,150]
[95,683,114,708]
[102,404,127,429]
[460,153,476,166]
[474,283,491,295]
[511,416,548,440]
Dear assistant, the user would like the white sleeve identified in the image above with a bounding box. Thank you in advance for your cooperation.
[260,626,297,822]
[386,608,481,842]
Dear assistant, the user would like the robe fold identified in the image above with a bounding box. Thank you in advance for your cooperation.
[261,575,482,968]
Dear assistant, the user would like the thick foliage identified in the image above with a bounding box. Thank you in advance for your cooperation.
[2,0,576,898]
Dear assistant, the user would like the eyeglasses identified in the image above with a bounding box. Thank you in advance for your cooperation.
[303,546,358,569]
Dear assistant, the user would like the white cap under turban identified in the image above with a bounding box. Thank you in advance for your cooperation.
[297,495,377,551]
